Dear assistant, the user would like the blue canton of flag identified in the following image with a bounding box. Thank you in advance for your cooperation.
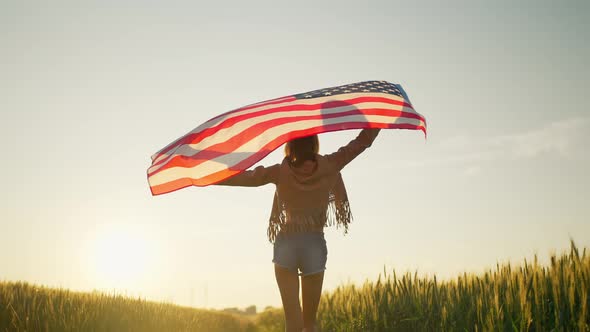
[294,80,404,100]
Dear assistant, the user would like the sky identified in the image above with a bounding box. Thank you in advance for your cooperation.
[1,0,589,310]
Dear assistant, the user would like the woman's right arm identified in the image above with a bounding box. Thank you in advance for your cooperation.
[325,128,380,171]
[215,164,280,187]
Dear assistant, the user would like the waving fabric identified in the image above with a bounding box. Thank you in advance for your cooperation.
[147,80,426,195]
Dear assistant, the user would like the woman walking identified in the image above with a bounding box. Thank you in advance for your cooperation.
[219,128,380,332]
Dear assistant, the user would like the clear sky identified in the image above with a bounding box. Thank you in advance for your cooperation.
[1,0,589,309]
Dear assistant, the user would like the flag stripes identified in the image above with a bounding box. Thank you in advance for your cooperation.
[148,81,426,195]
[149,94,417,171]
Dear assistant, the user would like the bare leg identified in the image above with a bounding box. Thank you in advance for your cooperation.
[301,271,324,331]
[274,264,303,332]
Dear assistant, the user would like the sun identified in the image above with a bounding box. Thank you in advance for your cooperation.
[92,226,151,288]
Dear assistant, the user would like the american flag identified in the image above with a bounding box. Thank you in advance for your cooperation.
[147,80,426,195]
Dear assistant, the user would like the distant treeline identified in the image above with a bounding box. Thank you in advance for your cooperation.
[222,305,258,316]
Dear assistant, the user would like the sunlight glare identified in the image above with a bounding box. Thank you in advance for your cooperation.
[92,226,152,288]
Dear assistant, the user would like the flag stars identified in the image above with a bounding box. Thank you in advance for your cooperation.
[294,81,403,100]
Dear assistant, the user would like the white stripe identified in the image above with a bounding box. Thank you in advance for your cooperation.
[148,114,423,186]
[148,100,411,174]
[151,92,410,162]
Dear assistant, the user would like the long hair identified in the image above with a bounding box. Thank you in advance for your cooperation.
[284,135,319,167]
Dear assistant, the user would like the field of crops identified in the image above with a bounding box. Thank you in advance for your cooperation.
[318,240,589,331]
[0,282,256,331]
[1,241,588,331]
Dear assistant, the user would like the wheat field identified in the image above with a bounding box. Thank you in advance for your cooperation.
[318,240,589,331]
[0,283,256,331]
[1,241,588,331]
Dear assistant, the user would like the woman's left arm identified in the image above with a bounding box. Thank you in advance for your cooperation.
[216,164,280,187]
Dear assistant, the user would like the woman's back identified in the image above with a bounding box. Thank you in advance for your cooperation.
[219,128,380,241]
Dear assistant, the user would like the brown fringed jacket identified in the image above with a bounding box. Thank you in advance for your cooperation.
[219,128,380,242]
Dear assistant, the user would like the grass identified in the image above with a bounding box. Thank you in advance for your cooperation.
[317,240,589,331]
[0,282,255,331]
[1,240,588,331]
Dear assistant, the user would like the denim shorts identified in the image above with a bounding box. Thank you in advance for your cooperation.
[273,232,327,276]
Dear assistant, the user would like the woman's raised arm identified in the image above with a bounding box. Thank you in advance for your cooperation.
[325,128,380,171]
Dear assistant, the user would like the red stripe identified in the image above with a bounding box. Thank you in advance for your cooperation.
[149,121,425,195]
[151,96,418,167]
[148,108,423,176]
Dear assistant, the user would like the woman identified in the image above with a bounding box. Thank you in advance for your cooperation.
[219,128,380,332]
